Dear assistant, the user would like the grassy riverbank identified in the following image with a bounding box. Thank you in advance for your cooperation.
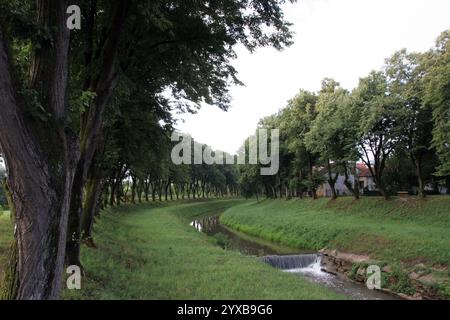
[61,200,342,299]
[221,196,450,298]
[0,211,12,284]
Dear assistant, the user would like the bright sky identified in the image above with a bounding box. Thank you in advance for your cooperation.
[175,0,450,154]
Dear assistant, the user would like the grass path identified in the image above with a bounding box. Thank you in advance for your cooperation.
[64,200,343,299]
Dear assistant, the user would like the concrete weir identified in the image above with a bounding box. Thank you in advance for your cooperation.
[261,254,320,270]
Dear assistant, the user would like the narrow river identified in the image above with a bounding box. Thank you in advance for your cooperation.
[190,215,399,300]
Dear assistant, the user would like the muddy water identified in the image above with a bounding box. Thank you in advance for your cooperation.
[190,215,400,300]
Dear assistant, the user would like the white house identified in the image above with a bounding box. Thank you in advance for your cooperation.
[356,163,376,192]
[316,163,376,197]
[317,174,355,197]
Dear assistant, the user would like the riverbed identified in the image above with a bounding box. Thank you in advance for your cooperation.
[190,214,399,300]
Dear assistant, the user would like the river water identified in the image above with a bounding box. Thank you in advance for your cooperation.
[190,215,399,300]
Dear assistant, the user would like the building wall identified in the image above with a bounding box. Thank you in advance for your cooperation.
[358,176,375,191]
[317,174,356,197]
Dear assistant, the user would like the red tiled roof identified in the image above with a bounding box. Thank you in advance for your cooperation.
[356,163,372,177]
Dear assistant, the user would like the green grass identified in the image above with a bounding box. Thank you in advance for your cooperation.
[220,196,450,297]
[0,211,12,283]
[63,199,343,299]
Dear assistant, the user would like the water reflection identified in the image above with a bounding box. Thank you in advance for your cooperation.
[190,215,289,256]
[190,215,220,233]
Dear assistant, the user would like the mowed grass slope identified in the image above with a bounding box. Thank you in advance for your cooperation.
[64,200,342,299]
[221,197,450,266]
[221,197,450,296]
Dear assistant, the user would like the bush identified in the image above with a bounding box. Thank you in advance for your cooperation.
[213,233,231,249]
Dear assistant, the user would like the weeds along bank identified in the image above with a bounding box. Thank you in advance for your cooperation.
[62,200,342,300]
[220,196,450,298]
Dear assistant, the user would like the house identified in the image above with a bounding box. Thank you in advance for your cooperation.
[423,181,449,195]
[316,174,355,197]
[316,163,376,197]
[356,163,376,192]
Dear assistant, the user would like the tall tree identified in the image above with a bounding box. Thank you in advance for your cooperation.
[0,0,295,299]
[353,71,398,199]
[0,0,78,299]
[282,90,320,198]
[305,79,359,199]
[385,50,434,197]
[424,30,450,177]
[66,0,295,270]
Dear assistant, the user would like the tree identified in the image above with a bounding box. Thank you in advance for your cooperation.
[281,90,320,198]
[423,30,450,177]
[384,50,434,197]
[0,0,295,299]
[0,0,77,299]
[66,0,295,272]
[305,78,359,199]
[353,71,399,199]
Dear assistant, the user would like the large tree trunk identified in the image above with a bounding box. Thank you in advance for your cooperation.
[360,138,390,200]
[137,178,143,203]
[307,153,318,199]
[80,174,102,247]
[66,162,85,268]
[411,153,426,198]
[0,1,78,299]
[81,147,104,247]
[131,174,137,203]
[109,176,117,206]
[151,182,156,201]
[342,162,359,200]
[326,159,338,200]
[66,0,130,270]
[144,177,150,201]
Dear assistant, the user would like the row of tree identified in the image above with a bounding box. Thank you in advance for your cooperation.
[0,0,293,299]
[238,30,450,200]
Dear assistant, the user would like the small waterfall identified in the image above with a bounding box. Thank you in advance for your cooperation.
[261,254,320,270]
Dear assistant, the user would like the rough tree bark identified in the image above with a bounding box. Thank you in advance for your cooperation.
[66,0,130,268]
[326,159,338,200]
[81,145,105,247]
[0,0,78,299]
[360,137,390,200]
[307,153,318,199]
[144,177,150,201]
[411,152,426,198]
[342,162,360,200]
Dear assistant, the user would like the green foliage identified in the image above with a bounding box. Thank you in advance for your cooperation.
[423,30,450,176]
[242,29,450,199]
[70,91,96,115]
[213,232,231,249]
[386,267,415,296]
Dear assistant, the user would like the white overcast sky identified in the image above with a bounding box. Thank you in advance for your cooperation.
[174,0,450,154]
